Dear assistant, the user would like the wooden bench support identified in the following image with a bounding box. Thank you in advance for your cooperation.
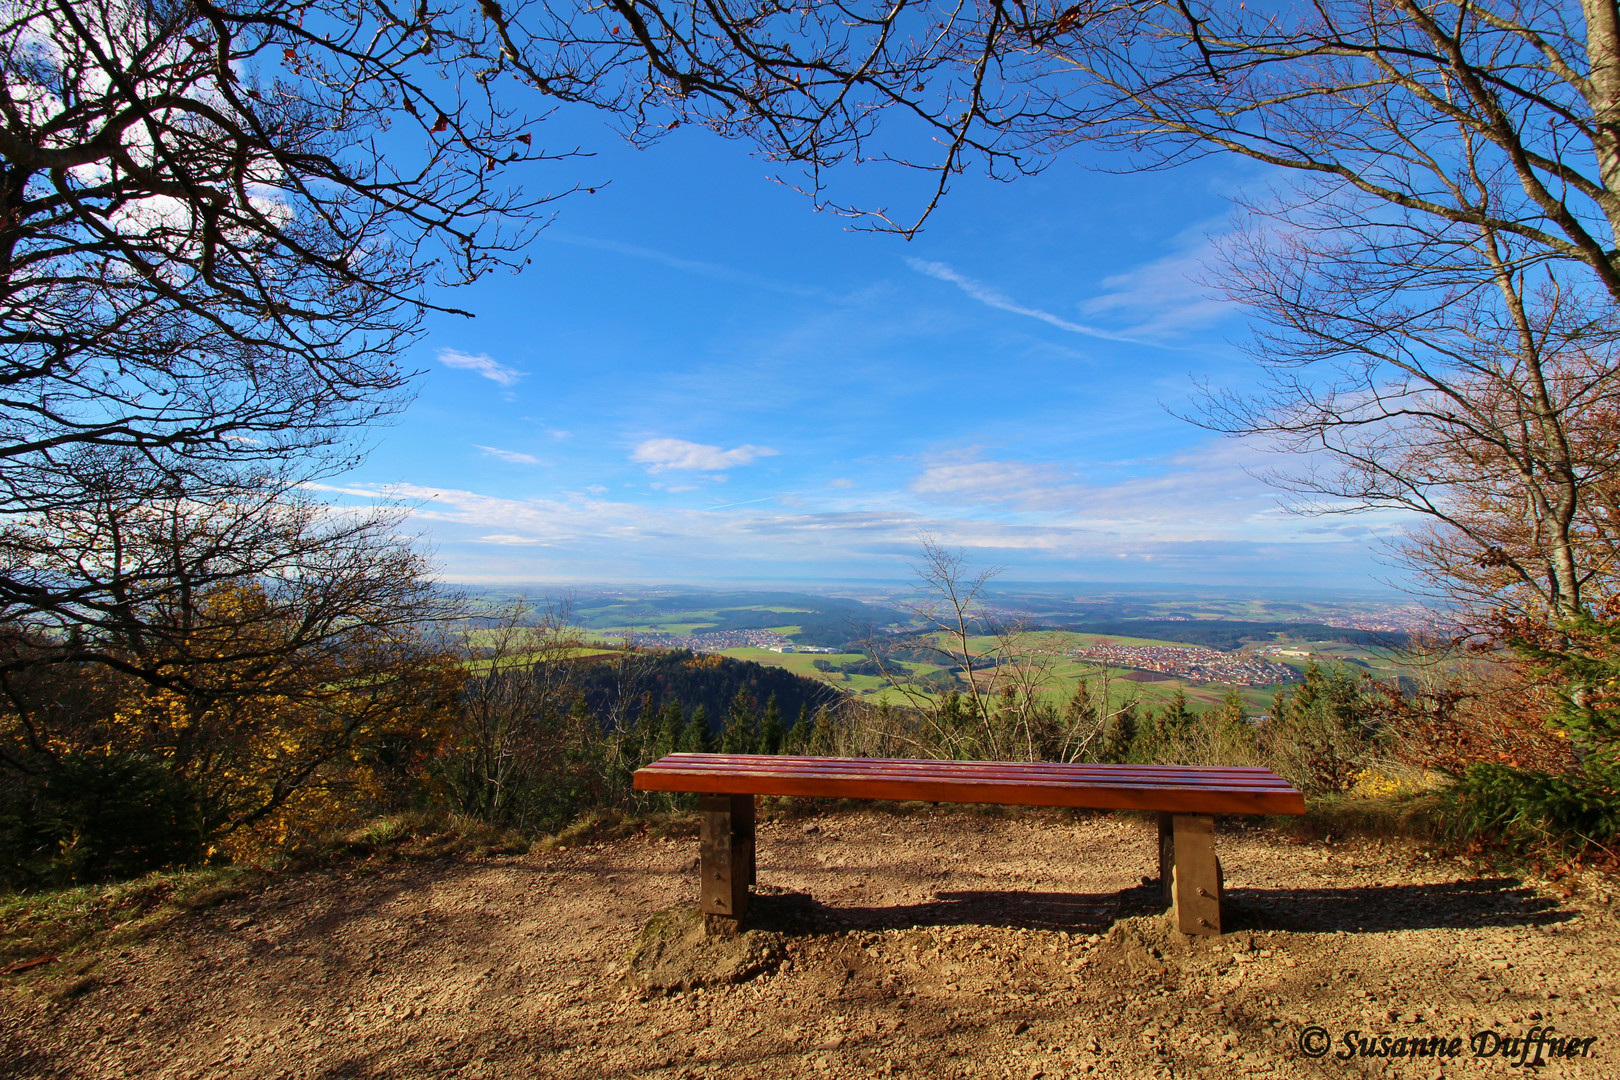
[639,755,1301,937]
[1165,813,1223,936]
[698,794,755,925]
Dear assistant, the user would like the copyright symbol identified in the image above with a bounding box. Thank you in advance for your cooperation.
[1297,1026,1331,1058]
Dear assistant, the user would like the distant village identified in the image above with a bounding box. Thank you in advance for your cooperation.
[628,628,837,653]
[1074,642,1302,686]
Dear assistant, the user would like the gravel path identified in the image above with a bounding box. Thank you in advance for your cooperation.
[3,808,1616,1079]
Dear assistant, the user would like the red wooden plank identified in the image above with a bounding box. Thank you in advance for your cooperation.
[639,757,1298,791]
[644,759,1293,782]
[670,752,1277,775]
[641,767,1295,795]
[632,754,1306,815]
[648,754,1287,780]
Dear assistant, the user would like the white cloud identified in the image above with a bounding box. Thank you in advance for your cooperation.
[631,437,779,473]
[907,442,1416,542]
[301,465,1409,587]
[1080,227,1229,335]
[438,348,526,387]
[907,259,1146,344]
[912,458,1079,511]
[475,445,540,465]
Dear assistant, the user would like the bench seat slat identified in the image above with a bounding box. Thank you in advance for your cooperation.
[680,752,1280,773]
[645,764,1296,793]
[641,755,1299,789]
[634,753,1306,816]
[651,753,1288,776]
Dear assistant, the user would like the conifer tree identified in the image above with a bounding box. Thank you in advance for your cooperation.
[624,693,657,766]
[785,704,812,754]
[655,701,684,760]
[1219,686,1249,728]
[721,688,759,754]
[680,704,712,753]
[758,695,786,755]
[808,706,838,756]
[1095,701,1137,763]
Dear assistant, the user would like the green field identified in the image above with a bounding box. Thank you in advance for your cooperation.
[709,622,1426,717]
[466,588,1427,717]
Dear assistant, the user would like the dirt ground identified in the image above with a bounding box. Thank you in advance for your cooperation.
[3,807,1618,1079]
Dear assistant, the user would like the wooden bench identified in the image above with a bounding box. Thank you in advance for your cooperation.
[632,753,1306,936]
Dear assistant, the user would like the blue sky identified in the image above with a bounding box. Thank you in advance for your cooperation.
[317,105,1411,592]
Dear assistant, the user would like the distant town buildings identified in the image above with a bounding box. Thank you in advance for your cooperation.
[627,629,834,653]
[1075,643,1300,686]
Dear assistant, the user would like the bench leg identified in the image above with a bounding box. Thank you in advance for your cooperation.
[698,794,754,925]
[1170,814,1222,936]
[1158,812,1174,907]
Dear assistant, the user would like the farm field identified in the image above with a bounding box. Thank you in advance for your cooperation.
[466,589,1436,719]
[715,626,1418,717]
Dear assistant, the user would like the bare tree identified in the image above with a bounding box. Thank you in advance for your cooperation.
[1203,199,1620,628]
[862,536,1078,760]
[0,483,465,846]
[446,600,588,827]
[1,0,571,633]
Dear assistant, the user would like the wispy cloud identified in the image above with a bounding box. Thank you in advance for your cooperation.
[907,442,1413,541]
[1080,227,1229,335]
[303,466,1406,587]
[438,348,526,387]
[906,259,1148,345]
[631,437,780,473]
[475,445,541,465]
[547,232,829,299]
[911,456,1081,511]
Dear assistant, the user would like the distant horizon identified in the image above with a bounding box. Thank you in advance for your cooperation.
[445,577,1417,604]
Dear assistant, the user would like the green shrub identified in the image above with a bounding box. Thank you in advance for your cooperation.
[1443,761,1620,854]
[1260,664,1381,794]
[0,751,203,889]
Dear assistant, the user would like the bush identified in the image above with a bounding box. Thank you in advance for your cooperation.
[0,752,203,889]
[1443,761,1620,855]
[1259,664,1382,794]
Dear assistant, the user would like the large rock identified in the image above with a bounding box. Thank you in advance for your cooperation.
[625,891,815,993]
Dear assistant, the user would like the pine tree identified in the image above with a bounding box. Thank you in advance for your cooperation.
[1095,701,1137,763]
[654,700,683,760]
[721,688,759,753]
[1270,687,1290,726]
[785,703,811,754]
[758,694,786,754]
[1219,686,1248,728]
[680,704,712,753]
[808,706,837,756]
[627,693,657,765]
